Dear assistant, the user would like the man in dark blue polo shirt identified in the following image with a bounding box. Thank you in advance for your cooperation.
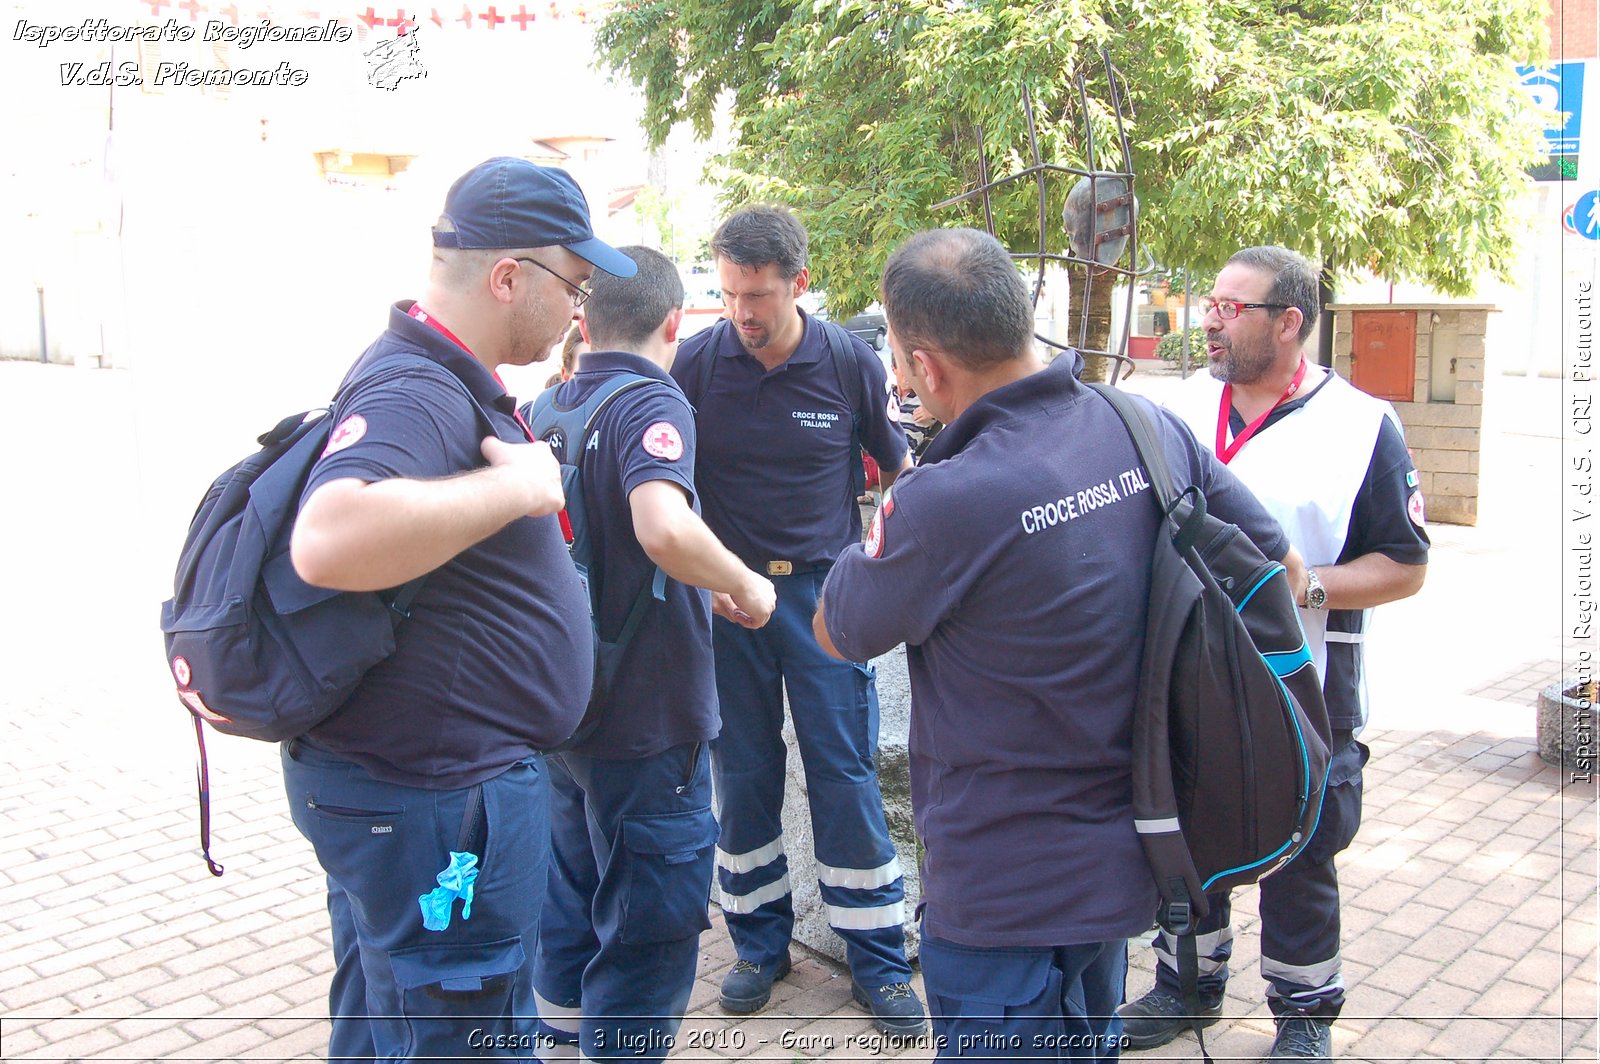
[670,206,923,1033]
[282,157,635,1062]
[529,246,776,1063]
[816,228,1289,1061]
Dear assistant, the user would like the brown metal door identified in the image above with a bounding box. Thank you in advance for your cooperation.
[1350,311,1416,403]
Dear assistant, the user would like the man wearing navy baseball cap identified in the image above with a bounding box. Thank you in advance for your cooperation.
[283,158,634,1061]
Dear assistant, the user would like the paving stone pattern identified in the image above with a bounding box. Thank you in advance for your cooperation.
[1,364,1594,1061]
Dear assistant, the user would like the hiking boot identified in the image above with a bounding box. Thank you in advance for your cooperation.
[719,955,791,1014]
[1117,987,1223,1051]
[1267,1012,1331,1061]
[851,980,929,1036]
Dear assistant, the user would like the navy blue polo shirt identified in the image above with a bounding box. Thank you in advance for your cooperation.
[550,352,719,759]
[300,302,593,789]
[822,354,1287,948]
[671,312,909,570]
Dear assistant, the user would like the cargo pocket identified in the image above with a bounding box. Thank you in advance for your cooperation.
[389,937,526,1054]
[1305,739,1369,865]
[617,807,718,945]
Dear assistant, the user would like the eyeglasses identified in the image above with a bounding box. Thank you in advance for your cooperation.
[515,258,591,308]
[1202,297,1291,320]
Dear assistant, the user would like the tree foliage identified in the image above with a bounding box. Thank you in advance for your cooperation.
[597,0,1548,317]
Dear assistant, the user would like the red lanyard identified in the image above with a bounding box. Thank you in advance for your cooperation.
[1216,357,1306,464]
[407,303,472,352]
[407,304,535,442]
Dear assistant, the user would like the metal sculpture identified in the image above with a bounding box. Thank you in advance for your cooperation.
[932,49,1148,384]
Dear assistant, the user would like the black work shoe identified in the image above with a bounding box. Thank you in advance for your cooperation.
[1268,1012,1332,1061]
[851,980,929,1036]
[719,955,792,1013]
[1117,987,1223,1051]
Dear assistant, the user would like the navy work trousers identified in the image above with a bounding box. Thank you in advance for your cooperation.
[282,739,549,1062]
[534,742,718,1063]
[710,568,911,988]
[921,931,1128,1061]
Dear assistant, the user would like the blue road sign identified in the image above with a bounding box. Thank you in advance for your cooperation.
[1565,190,1600,241]
[1520,62,1586,156]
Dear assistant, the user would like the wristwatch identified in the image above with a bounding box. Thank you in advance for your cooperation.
[1304,566,1327,610]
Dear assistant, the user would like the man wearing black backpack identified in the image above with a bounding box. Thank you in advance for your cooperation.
[526,246,776,1063]
[815,228,1290,1061]
[281,157,636,1062]
[1121,245,1429,1061]
[671,206,925,1034]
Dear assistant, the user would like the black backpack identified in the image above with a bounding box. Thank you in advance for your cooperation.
[1091,384,1332,1059]
[160,355,492,875]
[521,374,669,751]
[689,317,869,496]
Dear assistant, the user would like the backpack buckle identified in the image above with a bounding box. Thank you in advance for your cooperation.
[1161,899,1194,935]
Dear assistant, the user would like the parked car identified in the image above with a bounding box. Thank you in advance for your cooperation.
[812,300,888,352]
[840,307,887,351]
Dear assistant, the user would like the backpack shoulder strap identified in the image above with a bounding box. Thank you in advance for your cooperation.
[820,320,868,495]
[528,370,668,592]
[1087,383,1177,512]
[1092,381,1218,1061]
[820,320,866,426]
[579,374,661,444]
[523,381,559,434]
[685,319,729,409]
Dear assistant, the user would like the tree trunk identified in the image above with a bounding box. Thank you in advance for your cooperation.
[1316,259,1336,368]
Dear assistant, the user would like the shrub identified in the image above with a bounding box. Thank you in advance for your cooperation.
[1155,327,1207,365]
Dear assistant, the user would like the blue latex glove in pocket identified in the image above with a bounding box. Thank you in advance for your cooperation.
[418,850,479,932]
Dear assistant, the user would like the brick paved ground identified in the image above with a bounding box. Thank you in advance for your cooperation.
[1,362,1594,1061]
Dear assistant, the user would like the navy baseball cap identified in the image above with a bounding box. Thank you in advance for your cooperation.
[431,157,637,277]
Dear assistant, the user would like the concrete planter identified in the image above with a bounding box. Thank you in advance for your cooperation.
[1536,678,1597,774]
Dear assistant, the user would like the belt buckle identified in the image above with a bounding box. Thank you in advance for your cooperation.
[766,560,793,576]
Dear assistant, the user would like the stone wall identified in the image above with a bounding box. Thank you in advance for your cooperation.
[1329,304,1494,526]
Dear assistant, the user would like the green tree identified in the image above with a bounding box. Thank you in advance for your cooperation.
[597,0,1546,343]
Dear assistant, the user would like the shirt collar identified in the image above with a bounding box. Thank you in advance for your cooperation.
[921,349,1085,464]
[713,308,824,366]
[377,300,517,414]
[578,350,676,385]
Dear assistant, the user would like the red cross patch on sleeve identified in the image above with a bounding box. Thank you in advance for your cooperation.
[642,421,684,461]
[864,505,886,558]
[321,414,367,457]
